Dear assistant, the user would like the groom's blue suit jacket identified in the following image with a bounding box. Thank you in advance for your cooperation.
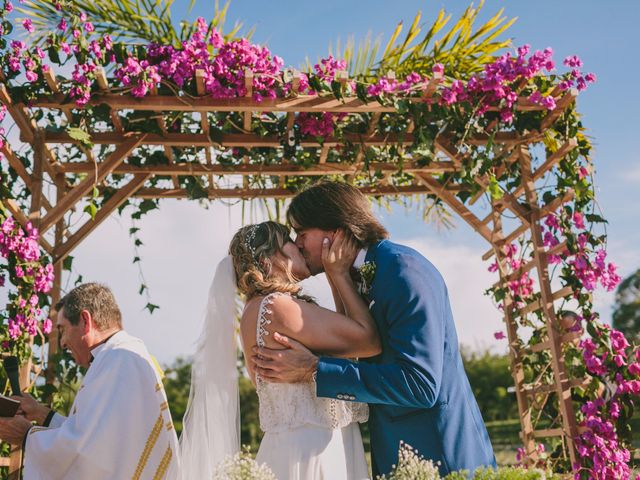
[317,240,496,477]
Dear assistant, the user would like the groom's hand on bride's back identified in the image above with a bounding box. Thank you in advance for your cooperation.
[252,332,318,383]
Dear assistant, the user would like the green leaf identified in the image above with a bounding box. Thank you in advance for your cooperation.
[308,75,324,94]
[330,80,343,101]
[488,175,503,200]
[585,213,608,224]
[83,202,98,220]
[47,46,61,65]
[67,127,92,146]
[145,303,160,314]
[207,125,223,146]
[62,255,74,272]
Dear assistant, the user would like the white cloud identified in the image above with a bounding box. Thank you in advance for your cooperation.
[623,164,640,183]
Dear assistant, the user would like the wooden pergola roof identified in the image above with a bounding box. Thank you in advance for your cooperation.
[0,64,584,474]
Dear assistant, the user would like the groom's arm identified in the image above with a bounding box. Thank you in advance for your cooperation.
[316,255,446,409]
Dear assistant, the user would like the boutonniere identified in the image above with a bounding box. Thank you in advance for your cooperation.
[356,261,376,296]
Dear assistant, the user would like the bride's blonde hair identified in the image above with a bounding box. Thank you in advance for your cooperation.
[229,221,313,302]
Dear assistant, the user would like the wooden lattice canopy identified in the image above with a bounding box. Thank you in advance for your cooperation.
[0,64,585,475]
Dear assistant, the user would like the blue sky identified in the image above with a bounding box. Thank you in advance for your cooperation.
[5,1,639,363]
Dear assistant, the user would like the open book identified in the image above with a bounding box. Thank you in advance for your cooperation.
[0,395,20,417]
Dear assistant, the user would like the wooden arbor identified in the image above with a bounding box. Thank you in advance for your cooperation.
[0,65,584,475]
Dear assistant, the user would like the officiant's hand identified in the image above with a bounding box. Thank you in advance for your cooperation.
[0,415,32,445]
[252,332,318,383]
[13,393,51,425]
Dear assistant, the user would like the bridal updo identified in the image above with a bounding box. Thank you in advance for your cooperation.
[229,221,312,301]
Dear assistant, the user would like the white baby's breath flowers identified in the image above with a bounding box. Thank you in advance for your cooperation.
[378,442,441,480]
[212,449,276,480]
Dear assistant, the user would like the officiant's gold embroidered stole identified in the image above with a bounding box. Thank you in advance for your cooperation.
[132,382,176,480]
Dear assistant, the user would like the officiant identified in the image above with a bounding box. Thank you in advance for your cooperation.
[0,283,179,480]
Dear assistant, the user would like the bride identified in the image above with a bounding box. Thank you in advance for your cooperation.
[179,221,381,479]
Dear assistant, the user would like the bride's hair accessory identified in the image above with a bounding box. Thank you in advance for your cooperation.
[245,225,260,258]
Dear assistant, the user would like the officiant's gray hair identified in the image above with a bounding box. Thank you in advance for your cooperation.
[55,283,123,331]
[287,181,389,247]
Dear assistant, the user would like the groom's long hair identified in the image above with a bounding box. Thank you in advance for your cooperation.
[287,181,389,247]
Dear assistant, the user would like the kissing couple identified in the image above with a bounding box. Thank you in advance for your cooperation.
[179,181,496,479]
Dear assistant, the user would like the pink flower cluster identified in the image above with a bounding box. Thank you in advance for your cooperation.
[366,71,423,96]
[575,398,633,479]
[296,112,347,138]
[0,217,54,340]
[439,45,555,121]
[543,212,621,291]
[438,45,594,123]
[487,243,535,302]
[559,55,597,92]
[115,18,284,102]
[114,56,162,98]
[575,325,640,479]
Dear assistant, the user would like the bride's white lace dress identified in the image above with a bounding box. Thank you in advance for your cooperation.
[252,293,370,480]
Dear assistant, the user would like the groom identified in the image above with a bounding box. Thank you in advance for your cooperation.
[253,181,496,477]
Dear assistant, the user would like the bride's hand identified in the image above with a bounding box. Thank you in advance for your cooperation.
[322,229,358,279]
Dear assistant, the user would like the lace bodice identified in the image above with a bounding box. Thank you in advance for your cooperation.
[255,293,368,433]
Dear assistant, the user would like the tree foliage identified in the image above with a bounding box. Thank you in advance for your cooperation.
[612,269,640,342]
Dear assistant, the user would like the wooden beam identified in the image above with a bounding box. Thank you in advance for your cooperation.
[45,129,527,149]
[506,138,579,201]
[60,160,457,178]
[39,135,146,234]
[244,69,254,131]
[34,92,396,113]
[44,130,418,148]
[491,241,568,290]
[149,85,180,188]
[127,183,437,200]
[53,174,151,263]
[0,144,54,212]
[516,284,574,318]
[482,189,575,261]
[195,69,214,188]
[540,88,578,131]
[0,84,61,179]
[415,173,494,244]
[96,67,124,131]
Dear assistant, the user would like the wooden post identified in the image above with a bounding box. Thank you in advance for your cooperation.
[28,131,45,229]
[491,202,537,458]
[45,173,67,388]
[519,145,579,465]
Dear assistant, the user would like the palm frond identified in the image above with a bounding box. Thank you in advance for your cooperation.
[325,1,516,81]
[18,0,244,47]
[327,32,381,77]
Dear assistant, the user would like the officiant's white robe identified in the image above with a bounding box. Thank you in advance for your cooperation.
[23,331,179,480]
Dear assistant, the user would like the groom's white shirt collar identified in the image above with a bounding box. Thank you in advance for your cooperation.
[353,249,367,269]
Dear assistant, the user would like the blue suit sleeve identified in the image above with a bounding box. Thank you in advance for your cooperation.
[316,254,447,409]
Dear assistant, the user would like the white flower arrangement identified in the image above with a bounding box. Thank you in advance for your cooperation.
[212,449,276,480]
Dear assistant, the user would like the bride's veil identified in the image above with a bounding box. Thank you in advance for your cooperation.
[179,255,240,478]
